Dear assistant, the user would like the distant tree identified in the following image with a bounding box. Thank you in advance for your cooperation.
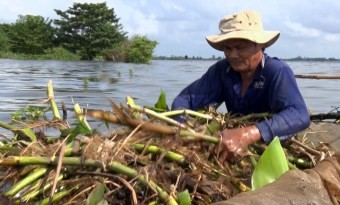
[101,35,158,63]
[54,2,127,60]
[0,24,10,52]
[101,41,129,62]
[5,15,55,54]
[125,35,158,63]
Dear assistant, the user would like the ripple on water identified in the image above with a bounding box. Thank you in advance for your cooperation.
[0,59,339,125]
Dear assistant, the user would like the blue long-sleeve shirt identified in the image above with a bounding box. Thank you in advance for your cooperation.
[171,54,311,143]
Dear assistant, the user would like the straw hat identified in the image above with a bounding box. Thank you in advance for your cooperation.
[206,10,280,51]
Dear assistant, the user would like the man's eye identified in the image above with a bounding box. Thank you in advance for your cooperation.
[236,45,247,50]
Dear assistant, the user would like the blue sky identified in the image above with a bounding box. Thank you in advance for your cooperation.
[1,0,340,58]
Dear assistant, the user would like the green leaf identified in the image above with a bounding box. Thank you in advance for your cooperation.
[60,127,74,138]
[76,120,93,135]
[178,189,191,205]
[104,121,109,129]
[126,96,135,107]
[96,199,109,205]
[19,128,37,141]
[74,103,92,132]
[60,120,92,142]
[154,90,168,111]
[206,121,221,135]
[87,182,106,205]
[251,137,289,190]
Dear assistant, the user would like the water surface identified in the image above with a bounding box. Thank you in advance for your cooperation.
[0,59,339,132]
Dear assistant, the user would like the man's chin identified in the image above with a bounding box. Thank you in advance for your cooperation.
[232,67,254,74]
[231,65,244,72]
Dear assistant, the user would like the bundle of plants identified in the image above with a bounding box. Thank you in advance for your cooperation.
[0,81,333,205]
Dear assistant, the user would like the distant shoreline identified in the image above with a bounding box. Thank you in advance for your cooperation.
[153,56,340,62]
[1,55,339,62]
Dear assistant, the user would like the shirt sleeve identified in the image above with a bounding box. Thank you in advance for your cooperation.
[171,61,224,111]
[256,63,311,143]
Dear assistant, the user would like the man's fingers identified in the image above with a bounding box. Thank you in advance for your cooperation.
[227,152,241,164]
[213,144,219,155]
[214,132,223,155]
[235,147,252,157]
[218,150,228,163]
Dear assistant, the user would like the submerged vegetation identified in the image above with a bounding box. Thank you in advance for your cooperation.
[0,47,80,61]
[0,80,335,204]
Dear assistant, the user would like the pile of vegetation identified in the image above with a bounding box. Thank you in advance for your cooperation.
[0,81,334,204]
[0,2,157,63]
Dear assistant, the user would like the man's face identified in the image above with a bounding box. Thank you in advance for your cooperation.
[223,39,263,73]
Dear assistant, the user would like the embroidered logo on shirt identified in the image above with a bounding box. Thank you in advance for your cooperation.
[254,81,264,89]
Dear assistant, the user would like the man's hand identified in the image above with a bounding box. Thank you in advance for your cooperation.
[215,125,261,163]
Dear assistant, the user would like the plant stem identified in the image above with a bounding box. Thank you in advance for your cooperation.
[234,113,272,121]
[161,109,212,120]
[0,121,36,140]
[20,174,66,202]
[108,162,177,205]
[179,130,219,144]
[5,167,47,196]
[0,156,102,167]
[248,155,257,168]
[47,80,60,120]
[125,97,188,130]
[74,103,92,132]
[287,156,312,168]
[0,156,178,205]
[133,144,187,165]
[34,186,76,205]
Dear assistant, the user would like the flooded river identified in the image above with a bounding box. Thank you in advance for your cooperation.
[0,58,339,132]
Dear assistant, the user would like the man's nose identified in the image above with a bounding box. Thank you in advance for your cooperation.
[225,48,239,57]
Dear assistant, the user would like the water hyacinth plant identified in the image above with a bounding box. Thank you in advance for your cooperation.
[0,81,328,204]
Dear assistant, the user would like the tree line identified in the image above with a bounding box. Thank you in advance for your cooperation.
[0,2,158,63]
[284,56,340,62]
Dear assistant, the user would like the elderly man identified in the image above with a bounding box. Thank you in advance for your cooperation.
[171,10,311,161]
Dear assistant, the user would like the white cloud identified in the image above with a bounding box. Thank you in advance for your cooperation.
[284,19,340,45]
[284,20,321,38]
[109,1,159,36]
[127,11,159,36]
[72,0,103,3]
[160,1,184,12]
[324,34,339,42]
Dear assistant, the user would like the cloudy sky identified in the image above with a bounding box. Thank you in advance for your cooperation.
[1,0,340,59]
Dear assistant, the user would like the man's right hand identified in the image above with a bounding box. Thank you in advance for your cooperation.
[214,125,261,163]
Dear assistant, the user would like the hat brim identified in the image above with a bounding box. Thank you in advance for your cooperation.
[206,30,280,51]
